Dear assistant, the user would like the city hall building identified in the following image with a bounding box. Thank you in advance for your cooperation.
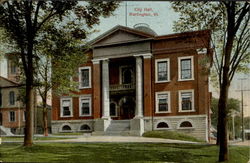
[51,25,213,141]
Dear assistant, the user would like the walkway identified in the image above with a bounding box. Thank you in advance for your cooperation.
[2,135,199,144]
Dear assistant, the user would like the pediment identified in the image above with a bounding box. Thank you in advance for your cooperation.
[90,25,153,46]
[0,76,18,87]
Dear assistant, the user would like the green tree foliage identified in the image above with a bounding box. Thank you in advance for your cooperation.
[0,0,119,146]
[171,2,249,161]
[211,97,241,139]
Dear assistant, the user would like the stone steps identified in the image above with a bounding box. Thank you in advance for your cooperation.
[0,126,14,136]
[105,120,130,136]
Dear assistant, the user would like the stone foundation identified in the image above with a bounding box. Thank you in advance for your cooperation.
[51,114,208,141]
[144,114,208,141]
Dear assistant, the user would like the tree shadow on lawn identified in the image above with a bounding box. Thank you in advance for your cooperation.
[2,143,217,163]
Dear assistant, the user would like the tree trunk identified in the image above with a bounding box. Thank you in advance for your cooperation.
[24,79,34,146]
[43,101,49,136]
[218,82,229,162]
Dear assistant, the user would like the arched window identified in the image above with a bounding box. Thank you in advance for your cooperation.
[80,124,91,131]
[9,91,15,105]
[157,122,169,128]
[180,121,193,128]
[110,102,116,117]
[62,125,71,131]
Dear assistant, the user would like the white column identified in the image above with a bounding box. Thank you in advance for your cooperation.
[135,56,143,118]
[102,59,110,119]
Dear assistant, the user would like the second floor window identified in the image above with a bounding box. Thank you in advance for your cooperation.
[10,61,17,74]
[9,111,15,122]
[179,56,194,80]
[79,67,91,89]
[9,91,15,105]
[155,59,170,83]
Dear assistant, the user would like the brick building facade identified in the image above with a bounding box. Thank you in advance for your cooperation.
[0,54,25,135]
[52,25,213,141]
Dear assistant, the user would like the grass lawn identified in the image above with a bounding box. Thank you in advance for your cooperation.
[143,130,204,142]
[1,136,71,141]
[0,143,249,163]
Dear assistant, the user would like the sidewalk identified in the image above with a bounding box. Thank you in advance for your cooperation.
[230,140,250,146]
[2,135,199,144]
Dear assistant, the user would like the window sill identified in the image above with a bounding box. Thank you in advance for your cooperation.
[178,127,194,130]
[178,110,195,113]
[155,111,171,114]
[155,80,170,84]
[79,86,91,89]
[178,78,194,82]
[79,115,92,117]
[60,115,73,118]
[155,128,171,130]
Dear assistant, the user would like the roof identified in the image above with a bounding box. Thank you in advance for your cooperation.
[0,76,19,86]
[88,25,155,46]
[88,25,211,47]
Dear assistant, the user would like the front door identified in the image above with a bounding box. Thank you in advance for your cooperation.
[120,97,135,119]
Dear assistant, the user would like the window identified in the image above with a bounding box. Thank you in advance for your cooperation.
[179,90,195,112]
[157,122,169,129]
[79,67,91,89]
[180,121,193,128]
[62,125,71,131]
[80,124,91,131]
[155,59,170,83]
[119,66,134,84]
[10,61,17,74]
[155,92,170,113]
[79,96,91,116]
[60,98,72,117]
[110,102,117,117]
[9,111,15,122]
[178,56,194,81]
[9,91,15,105]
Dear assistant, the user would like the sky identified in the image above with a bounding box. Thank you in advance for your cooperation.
[89,1,250,117]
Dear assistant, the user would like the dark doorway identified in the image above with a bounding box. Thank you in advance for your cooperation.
[120,97,135,119]
[0,113,2,125]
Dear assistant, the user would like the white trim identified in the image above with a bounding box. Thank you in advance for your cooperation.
[91,59,101,64]
[177,119,195,129]
[178,56,194,81]
[79,66,91,89]
[133,53,152,58]
[79,95,92,117]
[155,91,171,113]
[155,58,170,83]
[9,110,16,122]
[60,97,73,118]
[196,48,207,55]
[178,89,195,112]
